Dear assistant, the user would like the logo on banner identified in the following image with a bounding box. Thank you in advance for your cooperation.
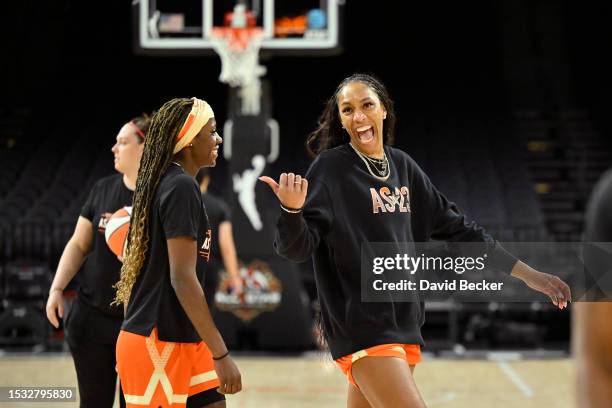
[215,259,282,322]
[233,155,266,231]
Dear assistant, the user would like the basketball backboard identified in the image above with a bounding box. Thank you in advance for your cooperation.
[133,0,344,57]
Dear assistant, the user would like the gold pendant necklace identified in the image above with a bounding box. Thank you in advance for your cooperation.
[349,143,390,181]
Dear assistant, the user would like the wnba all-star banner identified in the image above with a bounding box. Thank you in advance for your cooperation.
[212,256,313,350]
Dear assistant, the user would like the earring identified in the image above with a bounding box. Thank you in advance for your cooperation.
[188,143,193,147]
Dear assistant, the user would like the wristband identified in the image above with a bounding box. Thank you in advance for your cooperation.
[213,351,230,361]
[280,204,302,214]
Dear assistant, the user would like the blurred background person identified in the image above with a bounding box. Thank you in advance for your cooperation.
[196,167,244,309]
[574,168,612,408]
[45,116,151,408]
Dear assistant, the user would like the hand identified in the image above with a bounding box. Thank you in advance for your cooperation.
[259,173,308,210]
[231,276,244,296]
[214,356,242,395]
[516,267,572,309]
[46,289,64,329]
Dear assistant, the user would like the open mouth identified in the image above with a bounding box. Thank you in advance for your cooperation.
[355,125,374,144]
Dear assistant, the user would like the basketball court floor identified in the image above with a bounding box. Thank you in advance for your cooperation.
[0,353,573,407]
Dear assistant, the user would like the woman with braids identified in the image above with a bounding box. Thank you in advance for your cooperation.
[46,116,151,408]
[260,73,571,407]
[114,97,241,408]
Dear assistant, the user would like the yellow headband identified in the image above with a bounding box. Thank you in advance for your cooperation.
[173,98,214,154]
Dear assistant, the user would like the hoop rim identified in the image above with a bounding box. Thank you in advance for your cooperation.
[210,27,264,51]
[210,27,264,35]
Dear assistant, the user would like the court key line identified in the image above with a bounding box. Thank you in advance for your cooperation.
[496,361,535,398]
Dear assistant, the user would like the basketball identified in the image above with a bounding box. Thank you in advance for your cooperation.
[104,206,132,258]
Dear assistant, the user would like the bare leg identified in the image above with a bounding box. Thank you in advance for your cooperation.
[347,364,416,407]
[347,383,372,408]
[351,357,426,408]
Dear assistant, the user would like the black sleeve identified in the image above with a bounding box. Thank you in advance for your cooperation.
[410,158,517,273]
[80,181,100,221]
[274,180,334,263]
[159,176,202,240]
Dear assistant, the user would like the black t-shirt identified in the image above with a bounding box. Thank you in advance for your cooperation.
[275,144,517,359]
[122,165,212,343]
[79,174,133,317]
[201,192,231,261]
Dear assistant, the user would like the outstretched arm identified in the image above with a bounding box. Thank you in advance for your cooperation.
[410,158,570,309]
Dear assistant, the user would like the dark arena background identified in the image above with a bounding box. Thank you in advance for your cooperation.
[1,1,611,407]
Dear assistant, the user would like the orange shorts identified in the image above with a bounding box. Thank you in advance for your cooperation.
[335,344,421,387]
[116,329,221,408]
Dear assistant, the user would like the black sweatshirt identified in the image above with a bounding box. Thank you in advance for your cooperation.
[275,144,517,359]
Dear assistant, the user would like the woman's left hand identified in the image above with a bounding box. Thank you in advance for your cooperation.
[512,262,571,309]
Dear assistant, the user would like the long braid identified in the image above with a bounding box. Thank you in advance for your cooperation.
[113,98,193,306]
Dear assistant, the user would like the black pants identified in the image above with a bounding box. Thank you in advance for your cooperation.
[67,336,126,408]
[65,299,125,408]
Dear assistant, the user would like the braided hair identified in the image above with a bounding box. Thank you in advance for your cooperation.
[306,73,396,157]
[113,98,193,306]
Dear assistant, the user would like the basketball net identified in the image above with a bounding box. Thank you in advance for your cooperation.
[210,27,266,116]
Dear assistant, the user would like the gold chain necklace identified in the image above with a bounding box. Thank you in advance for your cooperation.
[349,143,390,181]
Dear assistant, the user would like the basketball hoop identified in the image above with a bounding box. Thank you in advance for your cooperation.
[210,27,266,116]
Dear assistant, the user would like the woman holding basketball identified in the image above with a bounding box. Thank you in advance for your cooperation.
[46,116,150,407]
[260,74,571,407]
[113,97,241,408]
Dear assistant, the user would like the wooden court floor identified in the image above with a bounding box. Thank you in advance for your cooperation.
[0,353,574,407]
